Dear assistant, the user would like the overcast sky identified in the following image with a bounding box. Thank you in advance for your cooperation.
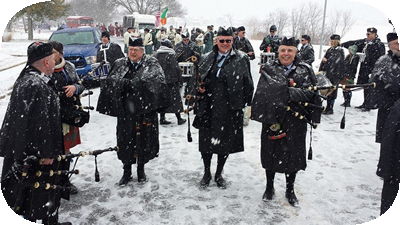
[0,0,398,34]
[181,0,389,24]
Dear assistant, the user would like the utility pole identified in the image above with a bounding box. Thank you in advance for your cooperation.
[319,0,328,59]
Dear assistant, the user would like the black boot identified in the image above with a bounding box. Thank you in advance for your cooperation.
[215,154,228,189]
[66,180,78,194]
[176,113,187,125]
[200,153,212,187]
[341,91,351,107]
[323,102,334,114]
[119,164,132,186]
[356,89,367,109]
[200,170,212,188]
[262,170,275,201]
[285,172,299,206]
[160,113,171,125]
[215,173,227,189]
[137,163,147,184]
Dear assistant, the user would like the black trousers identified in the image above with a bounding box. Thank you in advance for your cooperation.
[201,153,228,175]
[381,178,399,215]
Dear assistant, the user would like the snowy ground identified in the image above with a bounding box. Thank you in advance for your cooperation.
[0,29,398,225]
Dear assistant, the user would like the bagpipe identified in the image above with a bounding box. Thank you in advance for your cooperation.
[183,70,208,142]
[11,146,118,213]
[251,68,326,160]
[304,71,376,129]
[305,82,376,93]
[58,88,94,127]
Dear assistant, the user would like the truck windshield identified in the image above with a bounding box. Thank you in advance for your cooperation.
[139,23,155,30]
[50,31,96,45]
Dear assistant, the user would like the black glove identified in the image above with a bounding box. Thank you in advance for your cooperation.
[288,87,312,102]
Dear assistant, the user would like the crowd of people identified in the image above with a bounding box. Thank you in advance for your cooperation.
[0,22,399,224]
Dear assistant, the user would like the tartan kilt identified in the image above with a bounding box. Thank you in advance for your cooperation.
[63,125,81,152]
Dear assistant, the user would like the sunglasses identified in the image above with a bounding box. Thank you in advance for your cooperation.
[218,39,232,43]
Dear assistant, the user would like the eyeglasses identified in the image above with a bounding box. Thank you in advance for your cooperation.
[218,39,232,43]
[270,31,275,33]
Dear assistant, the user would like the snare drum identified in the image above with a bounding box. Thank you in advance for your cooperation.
[178,62,194,78]
[91,63,110,78]
[259,52,275,65]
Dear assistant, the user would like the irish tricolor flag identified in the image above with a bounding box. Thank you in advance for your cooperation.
[160,7,168,25]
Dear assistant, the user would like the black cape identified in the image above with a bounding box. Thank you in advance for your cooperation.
[97,56,171,164]
[0,66,64,219]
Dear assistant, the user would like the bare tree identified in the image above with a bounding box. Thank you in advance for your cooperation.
[69,0,116,24]
[224,13,235,27]
[305,2,323,45]
[111,0,186,17]
[244,17,263,39]
[274,8,290,36]
[339,10,356,39]
[328,9,341,35]
[289,5,307,38]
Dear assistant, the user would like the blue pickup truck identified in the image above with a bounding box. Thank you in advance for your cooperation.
[48,27,102,80]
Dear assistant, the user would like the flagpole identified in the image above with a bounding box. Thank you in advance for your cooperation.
[319,0,328,59]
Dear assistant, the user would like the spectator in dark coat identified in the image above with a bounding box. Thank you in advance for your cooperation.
[251,37,322,206]
[259,25,281,57]
[319,34,345,114]
[49,40,86,195]
[297,34,315,66]
[96,31,125,65]
[233,26,255,60]
[175,34,201,102]
[154,39,186,125]
[339,45,360,107]
[365,32,400,215]
[341,27,386,110]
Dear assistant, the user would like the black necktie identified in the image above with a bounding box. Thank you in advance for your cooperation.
[217,55,226,64]
[130,63,139,72]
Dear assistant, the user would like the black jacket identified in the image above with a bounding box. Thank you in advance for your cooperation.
[96,55,170,164]
[376,99,400,181]
[234,36,255,60]
[194,46,254,154]
[97,55,171,117]
[96,42,125,65]
[344,53,360,80]
[154,46,182,84]
[0,66,64,219]
[298,44,315,66]
[175,40,201,63]
[365,51,400,143]
[260,34,281,55]
[319,46,345,85]
[251,57,322,173]
[342,38,385,84]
